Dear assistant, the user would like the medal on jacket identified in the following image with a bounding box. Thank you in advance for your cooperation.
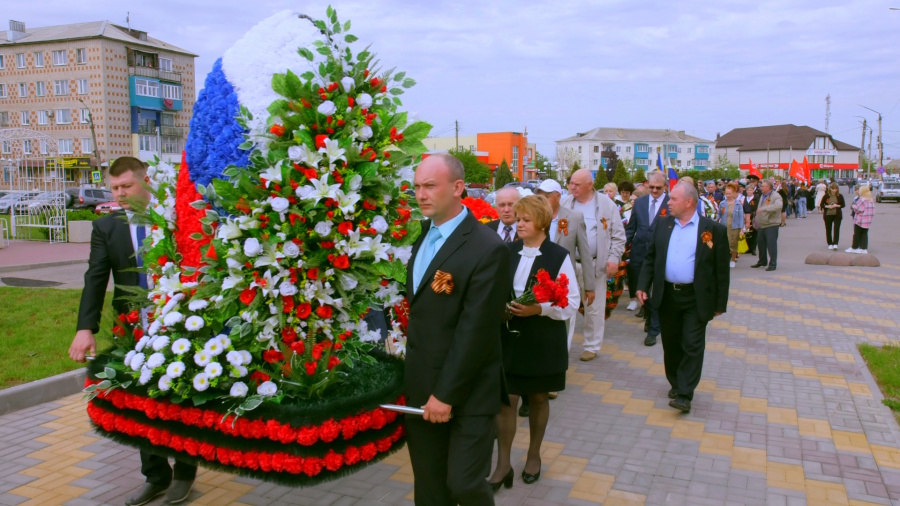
[558,218,569,236]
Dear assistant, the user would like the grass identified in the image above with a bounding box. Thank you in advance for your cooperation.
[0,286,115,390]
[858,343,900,423]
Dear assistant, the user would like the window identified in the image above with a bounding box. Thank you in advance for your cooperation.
[33,52,44,67]
[677,147,682,153]
[161,113,175,127]
[56,109,72,124]
[0,84,6,98]
[161,136,181,154]
[139,134,159,152]
[577,146,582,153]
[0,111,8,126]
[159,58,173,72]
[16,53,25,68]
[18,82,27,97]
[58,139,74,154]
[696,146,710,154]
[20,111,29,125]
[134,78,159,97]
[39,139,48,155]
[469,144,475,152]
[38,110,49,125]
[77,78,88,95]
[76,48,86,64]
[0,55,4,69]
[162,83,181,100]
[1,140,10,153]
[35,81,46,97]
[636,158,649,166]
[23,139,32,154]
[636,145,649,153]
[687,147,692,154]
[593,145,599,153]
[512,146,519,171]
[81,137,93,153]
[616,146,621,152]
[52,50,67,66]
[626,146,632,153]
[54,79,68,96]
[80,108,90,123]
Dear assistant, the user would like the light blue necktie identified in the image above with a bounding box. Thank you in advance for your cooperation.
[135,225,148,289]
[412,226,441,293]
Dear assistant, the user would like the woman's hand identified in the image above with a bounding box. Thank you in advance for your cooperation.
[509,302,541,317]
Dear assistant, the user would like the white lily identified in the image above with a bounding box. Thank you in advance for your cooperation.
[221,275,244,290]
[335,189,361,216]
[217,219,243,240]
[251,270,283,298]
[300,174,342,205]
[260,166,282,186]
[319,138,346,168]
[363,235,392,263]
[336,230,366,258]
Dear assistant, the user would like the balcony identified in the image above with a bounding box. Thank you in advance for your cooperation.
[137,125,185,138]
[129,65,182,84]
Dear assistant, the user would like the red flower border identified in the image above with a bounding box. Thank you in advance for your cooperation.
[86,379,404,446]
[86,402,404,477]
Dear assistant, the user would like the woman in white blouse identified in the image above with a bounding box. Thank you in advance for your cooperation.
[488,195,580,491]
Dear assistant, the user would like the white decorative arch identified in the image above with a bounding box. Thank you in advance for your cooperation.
[0,127,60,159]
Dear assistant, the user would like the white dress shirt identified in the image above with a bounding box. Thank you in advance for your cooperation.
[572,197,598,258]
[512,246,580,321]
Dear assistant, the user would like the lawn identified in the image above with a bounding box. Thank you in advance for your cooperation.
[858,343,900,423]
[0,286,114,389]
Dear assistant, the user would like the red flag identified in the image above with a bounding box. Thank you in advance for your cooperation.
[789,159,803,181]
[801,156,811,183]
[748,157,762,178]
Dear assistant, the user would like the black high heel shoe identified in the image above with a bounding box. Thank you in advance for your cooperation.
[521,462,541,485]
[489,468,513,492]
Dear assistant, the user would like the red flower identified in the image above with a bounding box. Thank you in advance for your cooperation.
[282,296,295,314]
[297,426,319,446]
[111,325,125,338]
[239,287,257,305]
[305,361,318,376]
[282,326,298,344]
[370,77,382,88]
[157,255,169,266]
[347,96,355,107]
[327,356,341,370]
[337,221,354,235]
[324,450,343,471]
[132,328,144,341]
[269,124,285,137]
[331,254,350,270]
[360,443,377,461]
[344,445,361,465]
[315,135,329,150]
[362,199,377,211]
[296,302,312,319]
[249,371,270,386]
[290,341,305,354]
[307,268,319,280]
[327,82,339,92]
[263,349,285,364]
[315,305,333,319]
[303,457,323,477]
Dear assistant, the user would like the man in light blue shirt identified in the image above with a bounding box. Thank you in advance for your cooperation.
[411,204,468,292]
[664,211,699,284]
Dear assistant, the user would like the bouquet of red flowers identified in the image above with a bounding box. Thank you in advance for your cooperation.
[511,269,569,308]
[462,196,499,223]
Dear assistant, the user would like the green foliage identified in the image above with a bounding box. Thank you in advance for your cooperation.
[676,168,740,182]
[449,148,492,185]
[612,160,631,184]
[535,152,553,180]
[634,167,647,183]
[494,159,514,189]
[67,209,100,221]
[593,166,609,190]
[859,343,900,423]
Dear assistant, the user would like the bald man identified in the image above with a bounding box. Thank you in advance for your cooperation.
[560,169,626,360]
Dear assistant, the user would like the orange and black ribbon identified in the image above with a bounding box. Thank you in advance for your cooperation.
[558,218,569,236]
[431,270,454,295]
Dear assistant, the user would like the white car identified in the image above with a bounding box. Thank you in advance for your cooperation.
[876,181,900,202]
[0,192,39,214]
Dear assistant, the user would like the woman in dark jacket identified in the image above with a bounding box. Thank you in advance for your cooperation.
[819,182,845,250]
[794,183,810,218]
[489,195,579,491]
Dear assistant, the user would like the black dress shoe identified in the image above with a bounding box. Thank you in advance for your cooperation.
[750,263,766,268]
[164,479,194,504]
[765,265,776,271]
[518,403,530,417]
[635,307,645,318]
[644,334,657,346]
[668,388,677,399]
[522,466,541,485]
[125,483,167,506]
[489,468,513,493]
[669,397,691,413]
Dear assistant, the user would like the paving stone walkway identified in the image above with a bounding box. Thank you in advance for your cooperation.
[1,206,900,505]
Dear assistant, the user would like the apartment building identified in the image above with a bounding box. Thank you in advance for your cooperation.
[0,19,196,186]
[423,131,537,181]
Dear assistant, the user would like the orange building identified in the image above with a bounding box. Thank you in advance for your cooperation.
[477,132,534,181]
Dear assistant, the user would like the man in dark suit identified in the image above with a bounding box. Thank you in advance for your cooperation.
[485,187,520,243]
[742,175,762,255]
[406,153,510,505]
[68,157,197,506]
[637,181,730,414]
[625,172,668,346]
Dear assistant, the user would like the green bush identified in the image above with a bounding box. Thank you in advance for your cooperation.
[67,209,100,221]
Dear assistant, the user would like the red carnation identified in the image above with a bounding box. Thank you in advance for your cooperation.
[321,241,335,249]
[290,341,306,354]
[324,450,343,471]
[282,326,298,344]
[297,426,319,446]
[341,418,359,440]
[125,310,140,324]
[370,77,382,88]
[347,96,355,107]
[296,302,312,319]
[305,361,318,376]
[376,437,392,452]
[285,455,304,474]
[315,305,333,319]
[331,254,350,270]
[327,356,341,370]
[312,342,325,361]
[249,371,270,386]
[132,328,145,341]
[282,296,295,314]
[303,457,324,477]
[271,453,286,472]
[258,453,273,472]
[239,287,257,306]
[307,268,319,280]
[360,443,377,461]
[157,255,169,266]
[269,124,285,137]
[315,134,329,150]
[337,221,354,235]
[263,349,285,364]
[344,445,361,465]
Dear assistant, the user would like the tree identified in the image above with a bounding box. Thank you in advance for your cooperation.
[612,160,630,184]
[448,148,492,185]
[567,161,582,184]
[494,159,514,189]
[593,166,609,190]
[634,167,646,183]
[535,152,554,181]
[556,145,581,178]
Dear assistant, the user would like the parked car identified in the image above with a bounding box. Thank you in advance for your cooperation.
[526,179,542,186]
[0,191,40,214]
[467,188,487,200]
[14,191,66,214]
[876,181,900,202]
[503,181,536,190]
[94,201,123,214]
[65,187,114,210]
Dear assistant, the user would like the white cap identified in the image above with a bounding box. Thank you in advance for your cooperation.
[537,179,562,193]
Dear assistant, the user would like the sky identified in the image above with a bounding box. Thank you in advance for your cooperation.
[8,0,900,163]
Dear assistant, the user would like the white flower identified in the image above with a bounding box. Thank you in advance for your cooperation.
[218,219,243,240]
[288,145,304,161]
[158,375,173,391]
[225,258,242,270]
[135,336,150,353]
[216,334,231,348]
[194,350,211,367]
[166,361,185,378]
[124,350,136,367]
[226,350,243,367]
[357,125,373,141]
[130,353,146,371]
[282,241,300,258]
[193,373,210,392]
[315,220,333,236]
[230,381,249,397]
[147,319,163,337]
[146,352,165,369]
[279,282,298,297]
[151,336,171,352]
[171,338,191,355]
[372,216,389,234]
[260,166,283,185]
[339,274,358,290]
[230,365,249,378]
[257,381,278,397]
[397,166,415,183]
[391,245,413,264]
[204,362,223,378]
[320,138,347,167]
[317,100,337,116]
[341,76,355,91]
[243,237,263,257]
[188,299,208,311]
[364,235,392,262]
[269,196,290,213]
[184,315,205,331]
[335,190,361,216]
[348,174,362,191]
[299,174,342,205]
[239,350,253,365]
[161,293,184,316]
[204,338,224,356]
[357,93,373,108]
[139,367,153,385]
[163,311,184,326]
[221,275,243,291]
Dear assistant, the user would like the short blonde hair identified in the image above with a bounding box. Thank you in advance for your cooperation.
[858,185,872,201]
[604,182,618,193]
[513,195,553,234]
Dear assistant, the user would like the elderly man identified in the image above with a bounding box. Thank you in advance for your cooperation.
[751,179,783,272]
[487,187,520,243]
[561,169,626,360]
[699,180,719,219]
[535,179,595,350]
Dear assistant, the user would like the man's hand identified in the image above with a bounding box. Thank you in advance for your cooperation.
[584,290,595,306]
[69,329,96,362]
[606,261,618,278]
[636,290,649,305]
[422,395,452,423]
[509,302,541,318]
[714,312,723,317]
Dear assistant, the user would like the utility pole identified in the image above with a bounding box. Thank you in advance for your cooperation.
[868,128,873,177]
[78,98,103,186]
[454,120,459,151]
[825,94,831,133]
[859,119,867,177]
[860,105,883,174]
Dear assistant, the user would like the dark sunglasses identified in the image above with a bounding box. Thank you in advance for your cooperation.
[648,185,664,190]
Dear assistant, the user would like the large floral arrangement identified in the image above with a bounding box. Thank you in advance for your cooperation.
[85,7,429,485]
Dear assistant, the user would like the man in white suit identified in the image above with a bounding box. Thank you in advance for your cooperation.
[561,169,626,360]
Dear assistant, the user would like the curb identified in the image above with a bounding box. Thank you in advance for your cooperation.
[0,368,87,416]
[0,258,88,274]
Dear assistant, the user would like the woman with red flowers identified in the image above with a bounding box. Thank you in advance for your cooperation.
[489,195,580,491]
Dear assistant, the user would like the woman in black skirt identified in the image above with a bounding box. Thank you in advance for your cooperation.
[488,195,580,491]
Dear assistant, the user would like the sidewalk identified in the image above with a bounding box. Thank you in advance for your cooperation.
[0,204,899,505]
[0,240,89,271]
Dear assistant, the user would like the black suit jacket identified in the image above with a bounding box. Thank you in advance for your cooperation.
[625,193,669,263]
[77,211,139,333]
[404,211,511,416]
[485,219,519,242]
[637,215,730,323]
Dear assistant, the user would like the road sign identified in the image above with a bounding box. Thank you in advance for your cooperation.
[877,166,885,174]
[92,170,102,182]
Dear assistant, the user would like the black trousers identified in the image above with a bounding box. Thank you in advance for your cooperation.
[745,228,758,254]
[405,415,495,506]
[141,450,197,487]
[852,225,870,250]
[757,226,778,267]
[657,285,708,400]
[824,215,841,245]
